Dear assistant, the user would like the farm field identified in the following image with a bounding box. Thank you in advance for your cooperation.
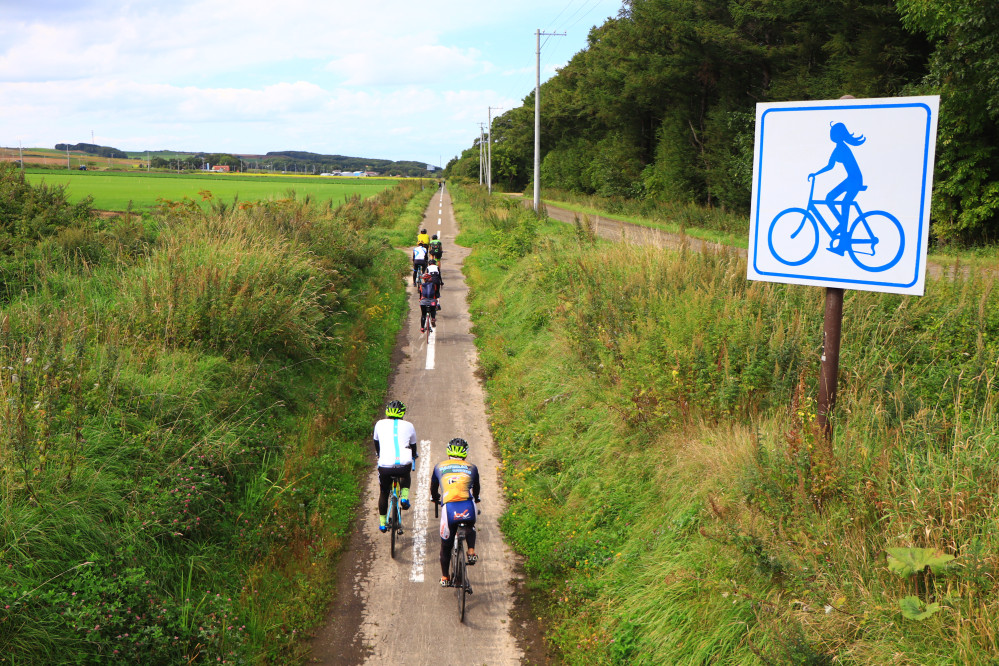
[22,169,400,211]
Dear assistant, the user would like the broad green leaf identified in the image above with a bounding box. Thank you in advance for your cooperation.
[900,595,942,621]
[886,548,956,578]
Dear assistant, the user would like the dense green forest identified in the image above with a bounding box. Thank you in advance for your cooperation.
[446,0,999,245]
[54,143,130,160]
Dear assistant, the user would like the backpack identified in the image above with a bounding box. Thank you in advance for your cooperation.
[419,280,436,300]
[429,239,442,254]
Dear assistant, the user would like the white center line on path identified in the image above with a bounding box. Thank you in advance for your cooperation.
[425,328,436,369]
[409,441,434,583]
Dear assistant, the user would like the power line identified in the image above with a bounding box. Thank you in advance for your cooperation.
[566,0,605,30]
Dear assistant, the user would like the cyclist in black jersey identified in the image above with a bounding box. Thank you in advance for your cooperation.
[429,234,443,266]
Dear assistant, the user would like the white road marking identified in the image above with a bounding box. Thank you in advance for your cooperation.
[425,327,436,369]
[409,441,434,583]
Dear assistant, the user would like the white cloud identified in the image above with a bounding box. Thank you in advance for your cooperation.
[327,42,484,87]
[0,0,623,159]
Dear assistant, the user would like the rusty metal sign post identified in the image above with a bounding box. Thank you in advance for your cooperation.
[817,287,844,441]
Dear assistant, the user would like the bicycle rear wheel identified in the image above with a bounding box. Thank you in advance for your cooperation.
[848,211,904,272]
[389,495,398,559]
[454,536,467,622]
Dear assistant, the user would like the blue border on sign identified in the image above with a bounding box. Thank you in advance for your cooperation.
[752,102,932,288]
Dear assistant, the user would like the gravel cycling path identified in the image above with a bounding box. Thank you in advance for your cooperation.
[310,187,528,665]
[537,199,961,280]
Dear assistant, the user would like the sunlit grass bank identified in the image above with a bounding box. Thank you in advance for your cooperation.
[0,163,434,663]
[456,185,999,664]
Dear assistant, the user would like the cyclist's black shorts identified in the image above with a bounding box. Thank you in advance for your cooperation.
[413,259,428,271]
[378,464,411,487]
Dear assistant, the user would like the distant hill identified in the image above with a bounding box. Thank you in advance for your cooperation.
[54,142,129,159]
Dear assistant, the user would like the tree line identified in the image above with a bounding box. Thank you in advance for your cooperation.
[54,142,129,159]
[446,0,999,245]
[264,151,436,177]
[142,151,436,177]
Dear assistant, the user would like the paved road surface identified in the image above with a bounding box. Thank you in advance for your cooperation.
[310,188,523,665]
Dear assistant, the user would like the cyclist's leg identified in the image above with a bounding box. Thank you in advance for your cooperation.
[465,501,478,561]
[440,509,456,583]
[396,468,412,507]
[826,180,860,249]
[376,467,393,529]
[440,533,455,578]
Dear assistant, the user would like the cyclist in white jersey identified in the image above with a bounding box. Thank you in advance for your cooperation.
[373,400,418,532]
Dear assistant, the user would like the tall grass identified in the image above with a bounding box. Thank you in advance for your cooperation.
[0,165,432,663]
[456,184,999,664]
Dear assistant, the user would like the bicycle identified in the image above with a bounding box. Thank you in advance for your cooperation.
[448,520,474,622]
[767,176,905,272]
[386,478,405,559]
[425,301,437,343]
[413,262,426,287]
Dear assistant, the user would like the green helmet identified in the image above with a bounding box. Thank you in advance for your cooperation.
[446,438,468,459]
[385,400,406,419]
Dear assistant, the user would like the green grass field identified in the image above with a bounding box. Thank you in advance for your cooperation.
[24,170,401,211]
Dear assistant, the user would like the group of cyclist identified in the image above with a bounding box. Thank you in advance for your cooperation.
[373,400,480,588]
[413,228,444,333]
[370,215,480,588]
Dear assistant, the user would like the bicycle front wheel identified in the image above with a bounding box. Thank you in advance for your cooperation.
[768,208,819,266]
[848,211,905,272]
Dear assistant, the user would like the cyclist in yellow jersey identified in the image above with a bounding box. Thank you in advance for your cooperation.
[417,228,430,247]
[430,438,481,587]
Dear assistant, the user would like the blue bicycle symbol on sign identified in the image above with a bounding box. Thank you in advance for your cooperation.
[767,122,905,272]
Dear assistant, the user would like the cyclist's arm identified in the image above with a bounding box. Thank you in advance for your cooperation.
[430,468,440,503]
[471,466,481,502]
[810,156,836,179]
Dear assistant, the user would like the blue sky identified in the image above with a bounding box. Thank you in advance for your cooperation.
[0,0,623,166]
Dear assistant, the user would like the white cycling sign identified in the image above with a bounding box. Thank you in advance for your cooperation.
[747,95,939,295]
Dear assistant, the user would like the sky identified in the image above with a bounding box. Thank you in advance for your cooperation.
[0,0,623,167]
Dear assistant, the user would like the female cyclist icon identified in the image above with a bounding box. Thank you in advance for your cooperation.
[808,122,866,255]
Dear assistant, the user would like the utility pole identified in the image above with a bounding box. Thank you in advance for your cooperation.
[488,105,502,194]
[478,122,486,185]
[66,145,71,170]
[534,29,565,212]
